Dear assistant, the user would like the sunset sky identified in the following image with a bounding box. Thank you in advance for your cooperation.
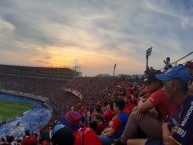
[0,0,193,76]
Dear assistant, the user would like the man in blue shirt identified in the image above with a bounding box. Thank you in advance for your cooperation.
[98,98,128,145]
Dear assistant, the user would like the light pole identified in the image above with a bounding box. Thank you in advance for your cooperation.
[146,47,152,70]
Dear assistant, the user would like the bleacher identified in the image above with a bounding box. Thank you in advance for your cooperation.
[0,64,79,80]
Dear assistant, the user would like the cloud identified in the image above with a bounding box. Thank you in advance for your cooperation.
[0,0,193,76]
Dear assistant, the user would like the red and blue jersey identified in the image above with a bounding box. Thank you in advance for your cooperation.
[111,112,128,140]
[168,95,193,145]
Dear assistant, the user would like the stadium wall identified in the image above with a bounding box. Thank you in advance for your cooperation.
[0,89,48,102]
[0,89,53,116]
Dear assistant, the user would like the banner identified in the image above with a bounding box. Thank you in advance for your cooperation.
[64,88,83,100]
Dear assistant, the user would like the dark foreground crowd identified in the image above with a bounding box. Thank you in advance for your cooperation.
[1,60,193,145]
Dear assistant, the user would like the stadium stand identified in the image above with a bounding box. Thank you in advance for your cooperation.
[0,56,193,145]
[0,64,79,79]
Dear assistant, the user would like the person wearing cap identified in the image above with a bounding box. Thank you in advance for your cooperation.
[50,124,75,145]
[185,61,193,94]
[185,61,193,76]
[152,65,193,145]
[98,98,128,145]
[61,111,102,145]
[117,71,171,145]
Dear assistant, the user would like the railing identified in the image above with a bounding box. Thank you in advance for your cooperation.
[172,51,193,66]
[160,51,193,71]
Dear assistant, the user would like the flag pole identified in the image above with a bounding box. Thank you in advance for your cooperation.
[113,64,117,76]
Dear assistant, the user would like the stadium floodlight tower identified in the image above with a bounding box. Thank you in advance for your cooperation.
[146,47,152,70]
[73,57,82,77]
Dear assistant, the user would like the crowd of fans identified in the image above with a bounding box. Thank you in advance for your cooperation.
[0,60,193,145]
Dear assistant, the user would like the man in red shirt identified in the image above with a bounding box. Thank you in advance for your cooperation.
[94,114,107,135]
[118,71,171,145]
[103,102,114,124]
[124,87,137,115]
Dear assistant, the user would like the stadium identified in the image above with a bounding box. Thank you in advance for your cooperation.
[0,63,136,139]
[1,0,193,144]
[0,51,193,145]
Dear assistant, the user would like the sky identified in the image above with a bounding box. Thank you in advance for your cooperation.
[0,0,193,76]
